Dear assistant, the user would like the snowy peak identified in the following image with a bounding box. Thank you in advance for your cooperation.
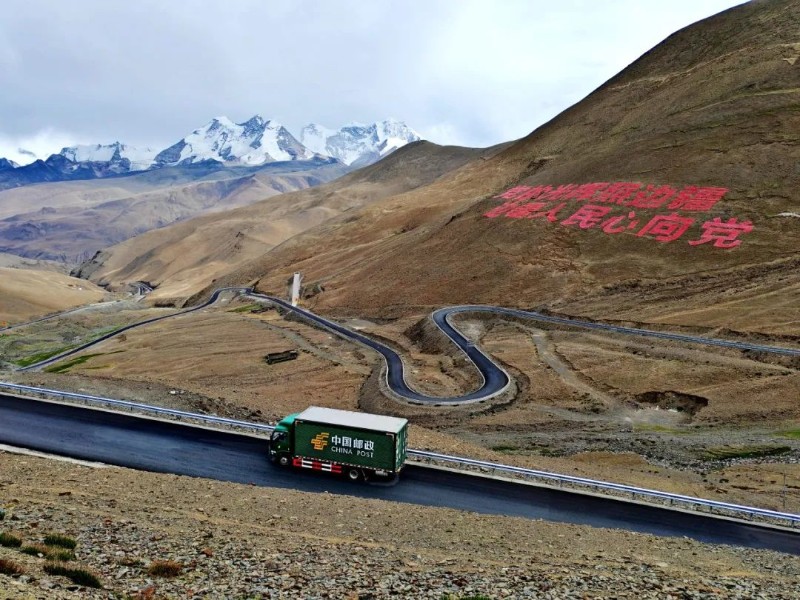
[59,142,158,172]
[0,115,421,189]
[154,115,313,167]
[301,119,421,166]
[0,158,18,171]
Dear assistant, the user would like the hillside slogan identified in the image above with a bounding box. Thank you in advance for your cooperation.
[485,183,753,248]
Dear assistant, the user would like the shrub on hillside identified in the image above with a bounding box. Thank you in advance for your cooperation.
[147,559,183,577]
[0,531,22,548]
[43,562,102,588]
[0,558,25,576]
[43,533,77,549]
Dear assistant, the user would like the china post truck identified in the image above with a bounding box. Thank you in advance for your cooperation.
[269,406,409,481]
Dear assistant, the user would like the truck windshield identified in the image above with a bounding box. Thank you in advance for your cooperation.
[271,431,287,442]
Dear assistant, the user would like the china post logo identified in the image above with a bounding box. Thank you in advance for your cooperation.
[311,432,329,451]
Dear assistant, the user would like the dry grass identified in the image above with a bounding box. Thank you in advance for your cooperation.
[0,558,25,576]
[0,266,105,325]
[147,559,183,578]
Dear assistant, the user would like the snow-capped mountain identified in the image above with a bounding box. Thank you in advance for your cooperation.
[0,115,421,190]
[301,119,420,166]
[153,116,313,168]
[60,142,158,172]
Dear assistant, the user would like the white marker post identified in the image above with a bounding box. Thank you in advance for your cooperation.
[291,273,302,306]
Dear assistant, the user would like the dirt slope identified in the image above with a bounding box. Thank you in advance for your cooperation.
[77,142,494,303]
[3,451,798,598]
[0,266,106,324]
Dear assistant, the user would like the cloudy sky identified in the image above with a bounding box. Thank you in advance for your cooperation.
[1,0,744,164]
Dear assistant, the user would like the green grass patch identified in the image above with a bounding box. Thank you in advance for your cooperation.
[19,542,74,561]
[0,558,25,576]
[700,445,792,461]
[14,346,77,367]
[778,429,800,440]
[48,548,76,561]
[0,532,22,548]
[43,533,77,550]
[44,349,125,373]
[20,543,49,557]
[43,562,102,588]
[95,326,123,336]
[229,303,260,313]
[490,444,518,453]
[632,423,686,434]
[44,353,105,374]
[536,447,561,457]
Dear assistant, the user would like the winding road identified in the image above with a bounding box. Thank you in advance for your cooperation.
[14,288,800,406]
[251,292,800,404]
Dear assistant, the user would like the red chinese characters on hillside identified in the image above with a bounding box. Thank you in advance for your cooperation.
[484,182,753,248]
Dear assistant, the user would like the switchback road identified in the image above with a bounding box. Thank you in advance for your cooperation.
[16,287,800,406]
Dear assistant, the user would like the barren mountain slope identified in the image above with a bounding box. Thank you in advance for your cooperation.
[0,160,348,263]
[0,266,106,324]
[198,0,800,332]
[77,142,493,302]
[0,252,66,271]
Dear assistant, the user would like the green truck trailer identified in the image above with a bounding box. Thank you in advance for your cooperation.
[269,406,409,481]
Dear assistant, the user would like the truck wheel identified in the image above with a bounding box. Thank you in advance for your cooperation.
[278,455,291,467]
[346,468,361,482]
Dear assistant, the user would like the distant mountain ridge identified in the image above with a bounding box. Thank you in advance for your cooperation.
[301,119,420,167]
[0,117,420,190]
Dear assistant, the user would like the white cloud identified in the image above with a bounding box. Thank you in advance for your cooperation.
[0,130,84,165]
[0,0,746,153]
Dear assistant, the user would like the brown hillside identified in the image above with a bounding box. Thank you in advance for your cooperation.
[0,266,106,324]
[78,141,495,302]
[206,0,799,331]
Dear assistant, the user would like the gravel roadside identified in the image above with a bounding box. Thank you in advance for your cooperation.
[1,452,799,599]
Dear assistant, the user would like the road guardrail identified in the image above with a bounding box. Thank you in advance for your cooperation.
[1,381,797,530]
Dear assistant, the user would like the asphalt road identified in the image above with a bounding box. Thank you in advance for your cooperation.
[2,393,798,555]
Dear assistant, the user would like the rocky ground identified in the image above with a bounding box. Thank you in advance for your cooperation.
[1,451,800,599]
